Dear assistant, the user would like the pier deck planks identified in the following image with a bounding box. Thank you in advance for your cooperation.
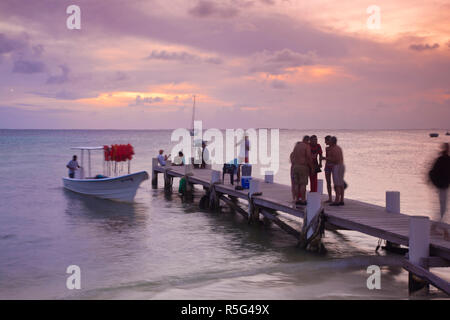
[153,165,450,261]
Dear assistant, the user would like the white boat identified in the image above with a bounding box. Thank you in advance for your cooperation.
[62,146,148,202]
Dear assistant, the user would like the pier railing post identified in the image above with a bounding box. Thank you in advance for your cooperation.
[264,171,274,184]
[248,180,261,222]
[386,191,400,213]
[408,216,430,295]
[151,158,158,188]
[317,179,323,195]
[385,191,401,250]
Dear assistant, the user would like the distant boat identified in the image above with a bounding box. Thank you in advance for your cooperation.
[429,133,439,137]
[62,146,148,202]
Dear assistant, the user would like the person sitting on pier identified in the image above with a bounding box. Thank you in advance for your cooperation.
[157,149,170,166]
[173,151,185,166]
[291,136,313,206]
[66,155,80,178]
[223,158,238,185]
[326,136,345,206]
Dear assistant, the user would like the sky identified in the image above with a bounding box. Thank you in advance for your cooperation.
[0,0,449,129]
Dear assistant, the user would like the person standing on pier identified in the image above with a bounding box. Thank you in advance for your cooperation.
[236,134,251,182]
[309,135,323,192]
[322,136,333,203]
[429,143,450,229]
[200,141,210,169]
[327,136,345,206]
[291,136,313,206]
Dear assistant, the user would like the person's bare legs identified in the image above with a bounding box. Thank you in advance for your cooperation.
[325,172,332,202]
[292,183,299,202]
[439,188,447,219]
[292,184,298,202]
[299,184,306,203]
[333,186,341,204]
[437,188,448,240]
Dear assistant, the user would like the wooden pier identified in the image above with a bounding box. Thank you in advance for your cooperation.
[152,161,450,296]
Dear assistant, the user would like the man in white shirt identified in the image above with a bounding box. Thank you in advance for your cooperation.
[67,155,80,178]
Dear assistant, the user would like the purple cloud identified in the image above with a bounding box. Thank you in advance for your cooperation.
[32,44,44,57]
[189,1,239,18]
[13,59,45,73]
[46,65,70,84]
[271,80,288,89]
[0,33,25,54]
[146,50,222,64]
[130,95,164,106]
[409,43,439,51]
[250,49,316,74]
[114,71,128,81]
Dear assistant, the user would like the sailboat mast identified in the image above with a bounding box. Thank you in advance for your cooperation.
[191,94,196,131]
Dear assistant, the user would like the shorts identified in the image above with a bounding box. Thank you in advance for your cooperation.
[324,164,333,174]
[69,172,75,178]
[332,164,345,187]
[292,164,309,186]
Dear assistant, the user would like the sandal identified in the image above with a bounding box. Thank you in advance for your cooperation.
[329,202,340,206]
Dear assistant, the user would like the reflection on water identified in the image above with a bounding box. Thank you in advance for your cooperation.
[63,189,149,233]
[1,129,449,299]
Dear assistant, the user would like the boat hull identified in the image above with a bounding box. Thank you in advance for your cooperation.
[63,171,149,202]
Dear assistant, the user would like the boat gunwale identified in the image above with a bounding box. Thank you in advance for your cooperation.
[62,170,149,182]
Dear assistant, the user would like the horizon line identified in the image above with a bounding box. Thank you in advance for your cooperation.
[1,128,449,131]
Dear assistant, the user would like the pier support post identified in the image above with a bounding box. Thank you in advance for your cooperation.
[306,192,322,240]
[151,158,158,188]
[209,170,222,211]
[181,164,195,200]
[317,179,323,195]
[228,195,239,214]
[264,171,274,184]
[385,191,401,251]
[164,170,173,192]
[248,179,261,223]
[408,216,430,295]
[298,192,325,252]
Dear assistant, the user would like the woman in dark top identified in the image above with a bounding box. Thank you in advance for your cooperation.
[429,143,450,239]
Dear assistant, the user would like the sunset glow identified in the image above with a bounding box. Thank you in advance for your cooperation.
[0,0,449,129]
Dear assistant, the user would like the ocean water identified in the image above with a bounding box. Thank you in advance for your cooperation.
[0,129,449,299]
